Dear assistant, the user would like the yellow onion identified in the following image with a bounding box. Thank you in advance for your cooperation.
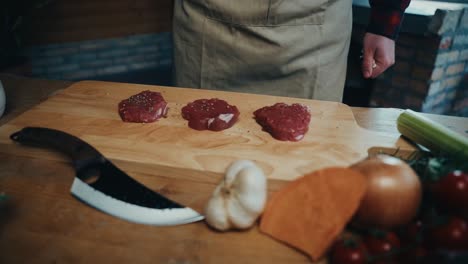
[350,154,422,228]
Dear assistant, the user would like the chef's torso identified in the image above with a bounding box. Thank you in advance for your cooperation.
[173,0,352,102]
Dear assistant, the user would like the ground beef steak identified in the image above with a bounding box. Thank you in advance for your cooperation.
[118,90,168,123]
[182,98,240,131]
[254,103,311,141]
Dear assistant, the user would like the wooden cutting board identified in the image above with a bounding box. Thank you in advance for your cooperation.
[0,80,420,263]
[0,80,414,181]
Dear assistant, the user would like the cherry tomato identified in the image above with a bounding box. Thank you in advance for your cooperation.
[363,231,400,259]
[426,217,468,251]
[431,170,468,214]
[330,238,368,264]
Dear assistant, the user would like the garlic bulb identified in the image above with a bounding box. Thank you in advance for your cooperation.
[205,160,267,231]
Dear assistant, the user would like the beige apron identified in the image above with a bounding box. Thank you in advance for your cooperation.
[173,0,352,102]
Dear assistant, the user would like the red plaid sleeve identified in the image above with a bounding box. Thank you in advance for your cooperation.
[367,0,411,40]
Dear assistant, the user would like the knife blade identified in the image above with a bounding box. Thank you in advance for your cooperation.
[10,127,204,226]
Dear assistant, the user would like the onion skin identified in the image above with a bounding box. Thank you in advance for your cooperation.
[350,155,422,229]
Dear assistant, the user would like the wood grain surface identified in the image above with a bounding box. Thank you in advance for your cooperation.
[0,80,466,263]
[0,153,312,264]
[0,81,414,181]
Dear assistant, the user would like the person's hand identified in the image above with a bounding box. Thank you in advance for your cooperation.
[362,32,395,79]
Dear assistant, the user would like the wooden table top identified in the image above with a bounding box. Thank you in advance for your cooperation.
[0,74,467,264]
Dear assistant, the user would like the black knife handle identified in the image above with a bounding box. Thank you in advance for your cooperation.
[10,127,103,170]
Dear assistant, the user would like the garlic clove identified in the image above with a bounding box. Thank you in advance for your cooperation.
[224,160,257,185]
[226,197,258,229]
[204,185,230,231]
[234,167,267,214]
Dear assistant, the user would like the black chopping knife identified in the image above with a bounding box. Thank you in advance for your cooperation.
[10,127,204,226]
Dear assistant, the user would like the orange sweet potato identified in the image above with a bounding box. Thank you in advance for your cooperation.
[259,167,367,260]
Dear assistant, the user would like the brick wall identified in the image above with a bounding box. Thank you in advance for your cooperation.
[370,8,468,116]
[349,7,468,117]
[422,8,468,117]
[368,33,440,110]
[26,32,173,81]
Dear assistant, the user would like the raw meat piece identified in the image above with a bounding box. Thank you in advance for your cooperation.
[254,103,311,141]
[182,98,240,131]
[118,90,168,123]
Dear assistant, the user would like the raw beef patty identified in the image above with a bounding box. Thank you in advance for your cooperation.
[182,98,240,131]
[118,90,168,123]
[254,103,311,141]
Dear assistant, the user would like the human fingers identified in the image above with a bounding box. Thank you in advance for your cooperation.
[362,46,376,79]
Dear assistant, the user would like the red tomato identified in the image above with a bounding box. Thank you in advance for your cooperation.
[330,238,368,264]
[432,170,468,214]
[426,217,468,251]
[363,231,400,259]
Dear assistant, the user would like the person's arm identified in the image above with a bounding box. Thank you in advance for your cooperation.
[362,0,411,79]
